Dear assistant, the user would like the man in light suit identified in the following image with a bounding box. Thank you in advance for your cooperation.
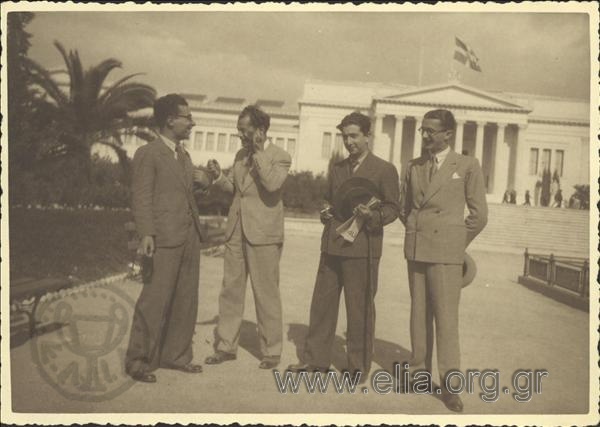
[204,105,292,369]
[288,112,399,379]
[126,94,211,383]
[399,109,488,412]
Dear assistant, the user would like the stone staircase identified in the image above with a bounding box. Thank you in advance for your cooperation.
[469,203,589,257]
[285,203,590,258]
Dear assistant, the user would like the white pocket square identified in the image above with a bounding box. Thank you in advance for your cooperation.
[452,172,462,179]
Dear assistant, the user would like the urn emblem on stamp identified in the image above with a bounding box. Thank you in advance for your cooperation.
[30,283,146,401]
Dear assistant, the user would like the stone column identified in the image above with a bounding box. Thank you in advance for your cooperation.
[372,114,385,156]
[493,123,509,200]
[454,120,465,154]
[474,121,485,162]
[413,118,422,159]
[392,115,404,169]
[514,124,529,200]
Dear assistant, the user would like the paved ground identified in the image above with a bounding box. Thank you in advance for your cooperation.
[9,231,591,416]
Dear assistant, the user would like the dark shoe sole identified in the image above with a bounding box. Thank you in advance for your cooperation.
[205,352,237,365]
[129,372,157,383]
[259,359,280,369]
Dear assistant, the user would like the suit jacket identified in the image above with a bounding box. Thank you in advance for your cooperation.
[321,152,400,258]
[214,143,292,245]
[399,149,488,264]
[131,134,206,248]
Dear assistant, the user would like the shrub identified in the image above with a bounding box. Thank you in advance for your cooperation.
[9,207,132,282]
[282,171,328,214]
[10,154,131,209]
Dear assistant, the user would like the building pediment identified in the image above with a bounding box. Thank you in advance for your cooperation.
[377,82,530,113]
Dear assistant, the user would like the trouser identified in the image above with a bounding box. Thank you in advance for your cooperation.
[126,230,200,374]
[407,260,462,390]
[216,217,283,358]
[303,253,380,375]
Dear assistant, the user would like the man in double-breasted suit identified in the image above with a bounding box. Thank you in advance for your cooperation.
[399,109,488,412]
[288,112,399,378]
[204,105,292,369]
[125,94,211,383]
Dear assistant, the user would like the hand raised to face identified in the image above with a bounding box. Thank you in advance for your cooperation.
[251,128,266,153]
[206,159,221,180]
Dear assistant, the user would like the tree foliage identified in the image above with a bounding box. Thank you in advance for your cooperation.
[7,13,157,207]
[23,41,156,185]
[282,171,329,214]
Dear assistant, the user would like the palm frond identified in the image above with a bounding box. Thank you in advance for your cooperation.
[130,114,155,128]
[98,136,132,184]
[53,41,83,104]
[23,56,70,108]
[98,83,156,121]
[97,72,146,104]
[84,58,122,107]
[53,41,74,90]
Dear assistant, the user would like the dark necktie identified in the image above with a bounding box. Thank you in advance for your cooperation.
[428,156,437,183]
[349,157,359,175]
[175,143,187,171]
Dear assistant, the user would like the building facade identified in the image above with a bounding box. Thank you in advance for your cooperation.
[120,95,300,172]
[118,79,590,204]
[296,80,590,203]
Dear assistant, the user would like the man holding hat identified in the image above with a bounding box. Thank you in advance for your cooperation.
[288,111,400,379]
[399,108,488,412]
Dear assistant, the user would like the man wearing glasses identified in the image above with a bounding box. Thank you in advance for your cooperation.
[399,109,488,412]
[126,94,210,383]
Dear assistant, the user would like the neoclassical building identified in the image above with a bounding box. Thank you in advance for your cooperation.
[296,79,590,203]
[120,94,299,173]
[119,78,590,204]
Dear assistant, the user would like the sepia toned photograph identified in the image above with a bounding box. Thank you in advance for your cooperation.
[1,2,598,426]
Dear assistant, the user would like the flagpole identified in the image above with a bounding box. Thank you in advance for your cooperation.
[417,34,424,86]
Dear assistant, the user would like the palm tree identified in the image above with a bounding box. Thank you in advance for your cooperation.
[24,41,156,183]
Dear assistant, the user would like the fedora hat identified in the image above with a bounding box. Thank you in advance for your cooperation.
[462,253,477,288]
[332,177,381,222]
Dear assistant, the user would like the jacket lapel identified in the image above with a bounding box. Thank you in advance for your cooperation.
[352,151,374,179]
[417,159,429,197]
[337,157,351,184]
[422,150,459,205]
[154,136,189,190]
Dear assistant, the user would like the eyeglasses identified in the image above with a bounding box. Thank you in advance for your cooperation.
[175,114,194,121]
[418,127,446,136]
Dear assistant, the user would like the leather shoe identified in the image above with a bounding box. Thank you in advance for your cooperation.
[441,393,464,413]
[286,362,329,373]
[258,357,280,369]
[205,351,236,365]
[129,371,156,383]
[163,363,203,374]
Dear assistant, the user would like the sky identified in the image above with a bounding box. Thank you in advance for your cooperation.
[25,10,591,107]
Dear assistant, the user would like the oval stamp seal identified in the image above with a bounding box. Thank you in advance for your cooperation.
[30,283,148,401]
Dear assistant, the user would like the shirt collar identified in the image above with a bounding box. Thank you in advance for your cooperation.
[158,131,182,153]
[432,145,450,164]
[349,149,369,166]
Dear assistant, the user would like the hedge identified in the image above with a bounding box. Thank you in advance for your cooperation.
[9,207,132,282]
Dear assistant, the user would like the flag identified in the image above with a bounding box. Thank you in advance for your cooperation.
[454,36,482,72]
